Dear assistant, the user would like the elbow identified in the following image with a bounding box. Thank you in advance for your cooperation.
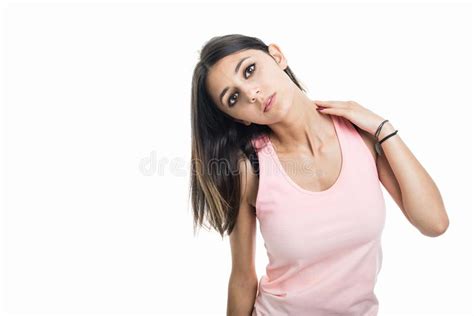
[418,205,450,237]
[421,218,449,238]
[435,219,450,236]
[229,272,258,288]
[227,274,258,316]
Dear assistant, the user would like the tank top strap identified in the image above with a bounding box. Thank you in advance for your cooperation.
[336,115,378,176]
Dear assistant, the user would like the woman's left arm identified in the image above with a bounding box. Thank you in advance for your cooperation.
[314,100,450,237]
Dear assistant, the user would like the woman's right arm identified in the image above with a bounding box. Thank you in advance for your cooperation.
[227,157,259,316]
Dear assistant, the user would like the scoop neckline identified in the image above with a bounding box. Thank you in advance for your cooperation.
[266,114,346,195]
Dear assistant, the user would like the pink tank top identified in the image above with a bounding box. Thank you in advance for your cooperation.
[250,114,386,316]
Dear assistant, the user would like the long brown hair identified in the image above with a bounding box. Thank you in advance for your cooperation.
[189,34,307,238]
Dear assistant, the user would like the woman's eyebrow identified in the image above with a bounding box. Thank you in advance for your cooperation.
[219,56,251,106]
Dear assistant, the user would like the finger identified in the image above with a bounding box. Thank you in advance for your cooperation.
[314,100,330,105]
[315,100,341,107]
[317,106,344,115]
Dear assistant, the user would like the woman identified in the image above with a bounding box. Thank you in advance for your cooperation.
[189,34,449,316]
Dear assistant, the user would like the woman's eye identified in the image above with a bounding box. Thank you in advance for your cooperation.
[228,63,256,107]
[244,63,255,78]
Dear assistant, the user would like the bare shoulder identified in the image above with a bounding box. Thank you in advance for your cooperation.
[351,123,377,163]
[238,154,259,209]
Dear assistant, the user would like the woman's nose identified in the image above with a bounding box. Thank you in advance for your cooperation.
[248,89,261,103]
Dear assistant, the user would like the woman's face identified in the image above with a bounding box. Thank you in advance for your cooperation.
[205,44,295,126]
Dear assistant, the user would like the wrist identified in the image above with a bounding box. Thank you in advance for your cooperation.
[376,122,395,141]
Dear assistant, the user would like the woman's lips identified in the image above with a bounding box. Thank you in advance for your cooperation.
[264,93,276,112]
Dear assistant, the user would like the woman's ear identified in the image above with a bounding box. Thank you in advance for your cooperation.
[268,43,288,70]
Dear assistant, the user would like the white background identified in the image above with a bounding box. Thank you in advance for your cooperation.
[1,0,472,315]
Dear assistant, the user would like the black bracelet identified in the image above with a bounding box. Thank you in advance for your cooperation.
[374,119,389,141]
[375,130,399,156]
